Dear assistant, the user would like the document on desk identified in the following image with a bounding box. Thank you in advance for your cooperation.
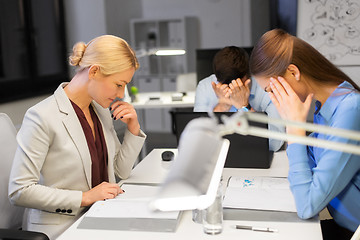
[78,184,181,232]
[223,176,297,212]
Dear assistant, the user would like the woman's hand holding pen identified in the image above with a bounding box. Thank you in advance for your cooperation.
[268,76,313,140]
[81,182,124,207]
[110,101,140,136]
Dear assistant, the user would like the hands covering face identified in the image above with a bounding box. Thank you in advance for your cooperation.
[268,76,313,123]
[268,76,313,138]
[212,78,251,110]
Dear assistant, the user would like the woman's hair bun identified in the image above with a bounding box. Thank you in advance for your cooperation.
[69,42,86,66]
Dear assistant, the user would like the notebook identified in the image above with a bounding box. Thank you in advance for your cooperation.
[171,112,274,168]
[223,176,296,212]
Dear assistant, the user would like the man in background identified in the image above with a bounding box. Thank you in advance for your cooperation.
[194,46,285,151]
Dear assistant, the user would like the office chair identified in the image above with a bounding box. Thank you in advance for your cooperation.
[0,113,49,240]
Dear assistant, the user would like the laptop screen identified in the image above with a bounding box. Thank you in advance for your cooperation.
[172,112,273,169]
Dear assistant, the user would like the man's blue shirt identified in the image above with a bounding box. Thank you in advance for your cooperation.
[194,74,285,151]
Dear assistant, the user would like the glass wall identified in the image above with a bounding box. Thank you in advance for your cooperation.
[0,0,68,102]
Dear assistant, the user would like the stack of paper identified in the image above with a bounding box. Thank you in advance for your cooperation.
[223,176,297,212]
[78,184,181,232]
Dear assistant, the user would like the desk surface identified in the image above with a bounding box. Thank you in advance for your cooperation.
[57,149,323,240]
[131,91,195,109]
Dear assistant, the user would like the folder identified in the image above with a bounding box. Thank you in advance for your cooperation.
[77,184,182,232]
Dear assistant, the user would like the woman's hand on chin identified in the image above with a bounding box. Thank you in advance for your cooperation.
[110,101,140,136]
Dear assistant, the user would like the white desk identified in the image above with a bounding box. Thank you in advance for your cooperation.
[131,91,195,109]
[57,149,323,240]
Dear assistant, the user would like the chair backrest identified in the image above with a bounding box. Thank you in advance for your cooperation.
[0,113,24,229]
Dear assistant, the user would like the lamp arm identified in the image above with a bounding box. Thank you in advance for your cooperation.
[246,112,360,141]
[219,112,360,156]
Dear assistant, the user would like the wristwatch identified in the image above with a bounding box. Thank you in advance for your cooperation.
[240,103,251,112]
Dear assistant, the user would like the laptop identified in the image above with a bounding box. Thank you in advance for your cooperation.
[171,112,274,168]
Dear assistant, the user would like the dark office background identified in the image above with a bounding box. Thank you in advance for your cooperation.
[270,0,298,35]
[0,0,297,104]
[195,0,298,82]
[0,0,68,103]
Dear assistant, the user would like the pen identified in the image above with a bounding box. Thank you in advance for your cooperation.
[235,225,278,233]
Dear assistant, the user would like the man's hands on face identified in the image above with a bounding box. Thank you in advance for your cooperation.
[227,78,251,109]
[211,78,251,111]
[212,81,228,99]
[212,81,232,111]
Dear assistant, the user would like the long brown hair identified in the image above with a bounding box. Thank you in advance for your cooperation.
[249,29,360,91]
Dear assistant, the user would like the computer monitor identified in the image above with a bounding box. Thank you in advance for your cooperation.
[172,112,273,169]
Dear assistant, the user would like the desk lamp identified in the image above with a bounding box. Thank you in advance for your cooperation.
[150,112,360,212]
[150,117,230,212]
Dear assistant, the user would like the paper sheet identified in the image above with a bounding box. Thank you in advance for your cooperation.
[223,176,297,212]
[85,184,179,219]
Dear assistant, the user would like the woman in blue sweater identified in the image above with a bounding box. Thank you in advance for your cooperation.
[249,29,360,240]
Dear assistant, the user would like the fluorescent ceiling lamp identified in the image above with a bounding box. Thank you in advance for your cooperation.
[136,48,186,58]
[154,49,186,56]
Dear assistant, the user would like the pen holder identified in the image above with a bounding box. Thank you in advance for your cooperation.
[202,182,223,234]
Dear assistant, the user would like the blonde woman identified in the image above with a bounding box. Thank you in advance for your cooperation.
[9,35,146,239]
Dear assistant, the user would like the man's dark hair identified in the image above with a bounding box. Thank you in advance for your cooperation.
[212,46,249,84]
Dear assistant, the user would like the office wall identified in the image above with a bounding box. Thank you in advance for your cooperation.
[340,67,360,86]
[104,0,269,48]
[104,0,143,42]
[64,0,107,47]
[64,0,107,78]
[140,0,269,48]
